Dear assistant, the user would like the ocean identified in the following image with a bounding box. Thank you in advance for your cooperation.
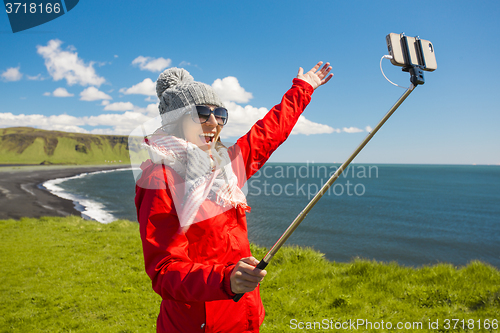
[44,163,500,269]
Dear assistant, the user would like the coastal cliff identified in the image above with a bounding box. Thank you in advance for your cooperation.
[0,127,145,165]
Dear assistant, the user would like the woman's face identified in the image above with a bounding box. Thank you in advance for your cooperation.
[182,105,222,151]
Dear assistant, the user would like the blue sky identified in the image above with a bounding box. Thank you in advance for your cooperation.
[1,0,499,165]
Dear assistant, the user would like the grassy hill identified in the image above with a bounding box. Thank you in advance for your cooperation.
[0,216,499,332]
[0,127,146,165]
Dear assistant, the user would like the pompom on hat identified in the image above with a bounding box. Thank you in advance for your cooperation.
[156,68,225,128]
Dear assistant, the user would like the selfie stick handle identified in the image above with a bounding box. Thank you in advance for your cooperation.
[233,83,418,302]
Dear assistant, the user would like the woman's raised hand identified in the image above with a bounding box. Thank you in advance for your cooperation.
[297,61,333,90]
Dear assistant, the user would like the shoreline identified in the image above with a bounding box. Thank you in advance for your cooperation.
[0,164,131,221]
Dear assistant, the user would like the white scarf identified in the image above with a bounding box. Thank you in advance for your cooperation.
[143,135,248,229]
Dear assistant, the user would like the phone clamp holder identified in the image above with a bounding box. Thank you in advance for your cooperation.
[400,34,425,86]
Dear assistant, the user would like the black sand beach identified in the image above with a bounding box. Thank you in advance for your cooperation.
[0,165,130,220]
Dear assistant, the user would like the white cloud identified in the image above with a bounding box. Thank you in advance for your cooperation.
[80,86,112,101]
[219,101,336,139]
[146,103,159,117]
[103,102,135,112]
[212,76,253,103]
[43,92,51,96]
[365,125,372,133]
[36,39,106,86]
[132,56,171,72]
[84,113,133,127]
[343,127,364,133]
[134,103,159,117]
[0,111,153,135]
[0,112,87,133]
[100,101,157,116]
[292,115,336,135]
[26,74,45,81]
[145,95,158,102]
[1,67,22,81]
[52,87,74,97]
[83,111,155,135]
[119,78,156,96]
[106,101,158,117]
[218,101,268,138]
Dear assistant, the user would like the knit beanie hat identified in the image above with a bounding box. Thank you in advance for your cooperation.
[156,67,225,128]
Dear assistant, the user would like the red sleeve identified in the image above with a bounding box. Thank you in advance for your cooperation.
[230,78,314,181]
[135,163,235,302]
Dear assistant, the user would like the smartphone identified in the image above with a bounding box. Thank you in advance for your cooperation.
[417,38,437,71]
[386,33,437,71]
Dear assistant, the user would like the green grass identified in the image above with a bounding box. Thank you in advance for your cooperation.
[1,217,499,332]
[0,216,158,333]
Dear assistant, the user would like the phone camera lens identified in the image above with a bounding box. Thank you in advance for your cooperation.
[428,43,433,52]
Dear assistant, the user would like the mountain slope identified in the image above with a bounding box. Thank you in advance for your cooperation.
[0,127,146,165]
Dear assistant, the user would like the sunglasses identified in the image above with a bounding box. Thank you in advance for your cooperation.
[191,105,228,126]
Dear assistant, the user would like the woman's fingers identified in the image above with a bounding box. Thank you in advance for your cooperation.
[308,61,323,73]
[240,269,265,282]
[230,257,267,294]
[322,72,334,85]
[317,62,331,77]
[316,62,334,85]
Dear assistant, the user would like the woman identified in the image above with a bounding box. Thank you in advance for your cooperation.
[135,62,333,332]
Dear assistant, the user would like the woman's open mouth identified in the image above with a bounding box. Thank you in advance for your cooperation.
[199,132,215,144]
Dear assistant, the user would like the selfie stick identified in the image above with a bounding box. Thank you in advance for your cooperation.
[233,37,427,302]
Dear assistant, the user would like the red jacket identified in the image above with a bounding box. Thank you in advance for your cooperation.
[135,79,314,332]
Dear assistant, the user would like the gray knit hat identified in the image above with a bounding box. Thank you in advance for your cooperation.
[156,68,224,127]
